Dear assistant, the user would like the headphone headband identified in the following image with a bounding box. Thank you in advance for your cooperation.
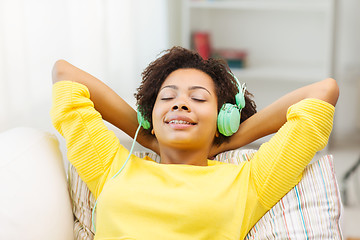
[230,72,246,110]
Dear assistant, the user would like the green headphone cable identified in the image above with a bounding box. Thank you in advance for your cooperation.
[91,123,143,232]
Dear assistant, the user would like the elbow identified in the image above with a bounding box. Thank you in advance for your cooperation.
[52,59,70,84]
[321,78,339,107]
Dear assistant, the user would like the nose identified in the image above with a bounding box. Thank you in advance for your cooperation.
[171,102,190,112]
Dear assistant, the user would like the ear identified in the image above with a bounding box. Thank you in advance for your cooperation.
[151,129,155,135]
[215,130,220,138]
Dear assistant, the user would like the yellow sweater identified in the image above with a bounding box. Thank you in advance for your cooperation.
[51,81,334,240]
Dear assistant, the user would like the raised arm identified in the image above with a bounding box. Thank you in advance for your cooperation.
[212,78,339,156]
[52,60,159,153]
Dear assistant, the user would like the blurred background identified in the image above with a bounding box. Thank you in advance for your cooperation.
[0,0,359,238]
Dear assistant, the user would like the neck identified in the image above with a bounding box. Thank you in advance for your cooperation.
[158,146,209,166]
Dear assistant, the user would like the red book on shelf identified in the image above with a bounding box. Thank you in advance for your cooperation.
[193,32,211,60]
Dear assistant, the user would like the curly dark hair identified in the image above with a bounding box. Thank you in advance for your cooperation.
[135,46,256,145]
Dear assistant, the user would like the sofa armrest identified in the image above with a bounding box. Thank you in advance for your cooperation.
[0,127,74,240]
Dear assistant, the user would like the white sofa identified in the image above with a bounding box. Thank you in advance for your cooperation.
[0,127,343,240]
[0,127,74,240]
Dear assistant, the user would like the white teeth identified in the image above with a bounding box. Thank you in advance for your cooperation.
[169,120,192,125]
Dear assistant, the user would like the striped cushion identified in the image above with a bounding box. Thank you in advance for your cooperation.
[68,163,96,239]
[245,155,342,239]
[68,149,342,239]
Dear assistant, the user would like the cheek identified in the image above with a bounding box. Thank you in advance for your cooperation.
[212,107,220,132]
[200,106,218,129]
[152,103,165,129]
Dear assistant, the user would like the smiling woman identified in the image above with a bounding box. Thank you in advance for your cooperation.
[51,46,339,239]
[136,47,257,147]
[151,69,219,165]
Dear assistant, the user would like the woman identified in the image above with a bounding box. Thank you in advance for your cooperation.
[51,47,339,239]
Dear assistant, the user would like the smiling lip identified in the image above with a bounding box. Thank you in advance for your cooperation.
[165,115,197,129]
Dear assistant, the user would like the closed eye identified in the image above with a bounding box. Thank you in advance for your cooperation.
[192,98,206,102]
[161,97,174,101]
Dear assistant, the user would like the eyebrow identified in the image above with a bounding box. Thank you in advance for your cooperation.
[160,85,211,95]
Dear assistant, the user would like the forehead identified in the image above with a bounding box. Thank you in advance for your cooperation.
[161,68,215,92]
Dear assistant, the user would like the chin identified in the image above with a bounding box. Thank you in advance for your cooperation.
[161,137,209,150]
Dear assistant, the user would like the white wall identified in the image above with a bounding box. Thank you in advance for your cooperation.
[0,0,169,135]
[168,0,360,146]
[1,0,359,146]
[332,0,360,145]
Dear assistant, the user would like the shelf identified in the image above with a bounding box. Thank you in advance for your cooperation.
[232,66,328,83]
[183,0,336,84]
[188,0,332,12]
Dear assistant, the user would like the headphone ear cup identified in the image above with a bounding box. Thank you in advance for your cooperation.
[217,103,240,136]
[137,111,151,130]
[217,106,226,136]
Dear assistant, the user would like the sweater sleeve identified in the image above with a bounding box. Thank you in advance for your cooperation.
[250,98,335,209]
[50,81,122,190]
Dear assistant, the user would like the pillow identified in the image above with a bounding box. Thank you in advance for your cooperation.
[224,154,342,239]
[68,149,342,239]
[68,164,96,239]
[0,127,74,240]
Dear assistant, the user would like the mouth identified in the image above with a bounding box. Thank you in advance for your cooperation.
[167,120,196,125]
[164,116,197,128]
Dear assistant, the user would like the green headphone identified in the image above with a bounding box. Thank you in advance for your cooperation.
[137,108,151,130]
[217,73,246,136]
[137,72,246,137]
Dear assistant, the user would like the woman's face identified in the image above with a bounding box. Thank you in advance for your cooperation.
[152,68,218,151]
